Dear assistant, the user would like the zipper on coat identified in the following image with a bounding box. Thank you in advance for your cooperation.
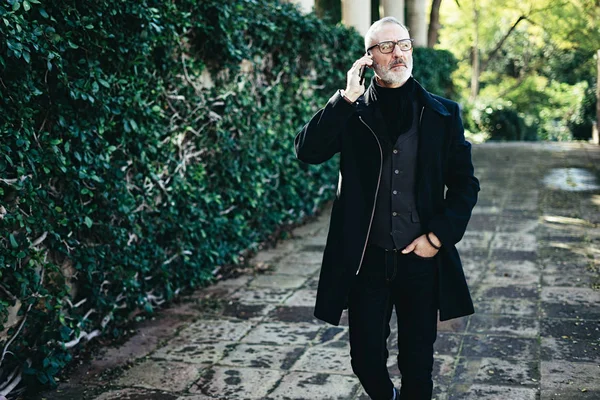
[355,106,425,276]
[356,116,383,275]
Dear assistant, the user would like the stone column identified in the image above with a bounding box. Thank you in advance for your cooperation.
[381,0,405,24]
[287,0,315,14]
[342,0,371,36]
[407,0,427,47]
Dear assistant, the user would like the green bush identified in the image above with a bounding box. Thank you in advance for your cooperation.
[0,0,457,395]
[413,48,458,99]
[479,104,526,141]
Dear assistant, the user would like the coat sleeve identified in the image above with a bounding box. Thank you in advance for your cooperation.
[428,102,480,247]
[294,90,357,165]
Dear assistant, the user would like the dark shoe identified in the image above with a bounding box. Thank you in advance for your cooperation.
[392,387,399,400]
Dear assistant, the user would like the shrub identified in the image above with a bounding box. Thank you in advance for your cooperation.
[0,0,458,395]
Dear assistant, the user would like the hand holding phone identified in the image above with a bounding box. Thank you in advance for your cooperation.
[345,52,372,102]
[359,51,371,86]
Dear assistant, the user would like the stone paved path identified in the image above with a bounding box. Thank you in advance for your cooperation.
[34,143,600,400]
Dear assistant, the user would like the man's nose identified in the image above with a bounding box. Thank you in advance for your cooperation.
[392,43,404,58]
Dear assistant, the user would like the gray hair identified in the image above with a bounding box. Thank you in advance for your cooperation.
[364,17,409,51]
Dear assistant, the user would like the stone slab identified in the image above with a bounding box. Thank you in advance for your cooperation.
[241,322,322,346]
[283,289,318,307]
[190,366,283,398]
[114,359,202,392]
[290,345,353,375]
[266,305,324,324]
[475,298,538,317]
[95,388,180,400]
[218,343,305,370]
[151,341,235,365]
[454,357,539,387]
[249,274,308,289]
[265,372,359,400]
[461,335,539,360]
[229,287,292,304]
[172,319,255,344]
[449,384,538,400]
[492,233,537,252]
[541,361,600,393]
[468,315,539,338]
[540,319,600,340]
[541,337,600,363]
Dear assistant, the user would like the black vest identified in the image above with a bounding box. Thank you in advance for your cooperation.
[368,100,422,250]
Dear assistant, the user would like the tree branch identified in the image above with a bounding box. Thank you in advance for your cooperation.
[480,15,526,73]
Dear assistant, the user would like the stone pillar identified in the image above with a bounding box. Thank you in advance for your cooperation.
[381,0,405,24]
[407,0,427,47]
[287,0,315,14]
[342,0,371,36]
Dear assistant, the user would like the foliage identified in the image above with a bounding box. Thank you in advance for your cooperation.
[468,101,530,141]
[0,0,456,395]
[413,47,458,98]
[438,0,599,141]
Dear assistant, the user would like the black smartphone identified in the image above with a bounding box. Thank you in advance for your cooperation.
[359,51,370,86]
[359,65,366,86]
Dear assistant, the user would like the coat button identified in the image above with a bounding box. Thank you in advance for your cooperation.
[392,212,397,216]
[394,169,399,174]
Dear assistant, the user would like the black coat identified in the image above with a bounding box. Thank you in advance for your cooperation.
[294,79,480,326]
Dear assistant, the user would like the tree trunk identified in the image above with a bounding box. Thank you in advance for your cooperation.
[407,0,427,47]
[470,0,480,100]
[381,0,405,23]
[427,0,442,48]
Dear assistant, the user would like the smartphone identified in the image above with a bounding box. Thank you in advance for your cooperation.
[359,65,366,86]
[359,51,370,86]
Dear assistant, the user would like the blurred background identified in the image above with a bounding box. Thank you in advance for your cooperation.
[290,0,600,143]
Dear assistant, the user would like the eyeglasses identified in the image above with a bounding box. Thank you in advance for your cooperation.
[367,39,414,54]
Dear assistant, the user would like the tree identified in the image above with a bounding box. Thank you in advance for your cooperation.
[427,0,443,47]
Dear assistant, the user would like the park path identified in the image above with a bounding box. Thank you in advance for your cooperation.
[34,142,600,400]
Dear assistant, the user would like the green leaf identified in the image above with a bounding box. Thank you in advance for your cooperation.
[98,78,110,88]
[12,2,20,11]
[84,216,93,228]
[22,51,30,63]
[68,41,78,49]
[9,234,18,248]
[23,1,30,11]
[39,8,49,18]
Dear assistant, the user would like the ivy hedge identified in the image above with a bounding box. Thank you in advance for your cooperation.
[0,0,457,395]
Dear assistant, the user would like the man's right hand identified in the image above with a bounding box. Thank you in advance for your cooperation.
[344,54,373,102]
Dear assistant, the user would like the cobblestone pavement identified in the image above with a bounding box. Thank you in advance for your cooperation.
[34,143,600,400]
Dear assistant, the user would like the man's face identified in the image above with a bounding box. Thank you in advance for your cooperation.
[368,24,413,88]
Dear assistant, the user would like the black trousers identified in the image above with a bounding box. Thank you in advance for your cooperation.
[348,245,438,400]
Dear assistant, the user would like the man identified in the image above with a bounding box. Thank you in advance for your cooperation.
[294,17,480,400]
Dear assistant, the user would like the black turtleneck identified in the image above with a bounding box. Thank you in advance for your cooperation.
[372,77,416,143]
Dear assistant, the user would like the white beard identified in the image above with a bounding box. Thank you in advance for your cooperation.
[374,62,413,86]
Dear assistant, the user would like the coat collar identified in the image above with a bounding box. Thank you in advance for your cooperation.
[357,76,451,117]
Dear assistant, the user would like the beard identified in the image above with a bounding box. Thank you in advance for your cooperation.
[373,58,413,86]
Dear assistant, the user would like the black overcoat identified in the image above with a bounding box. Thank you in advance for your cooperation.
[294,79,480,326]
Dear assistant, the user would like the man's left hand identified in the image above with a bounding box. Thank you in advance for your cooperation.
[401,233,441,258]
